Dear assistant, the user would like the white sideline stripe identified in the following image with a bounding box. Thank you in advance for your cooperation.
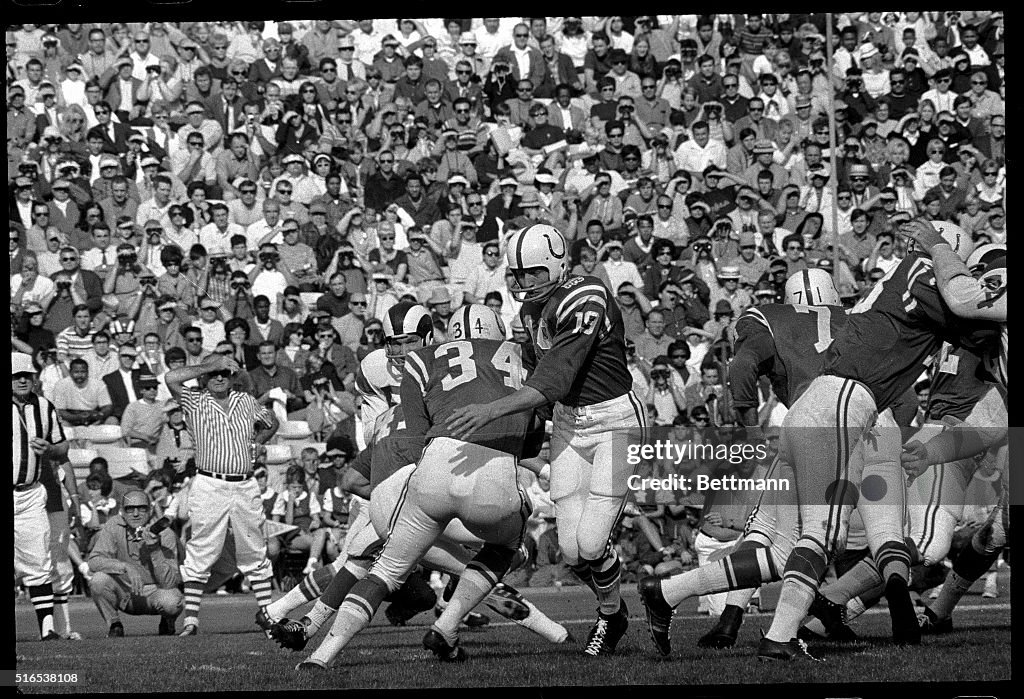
[481,603,1011,629]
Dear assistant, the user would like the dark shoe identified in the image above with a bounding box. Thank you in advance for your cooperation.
[917,606,953,634]
[885,577,921,646]
[638,576,674,656]
[808,591,858,641]
[158,617,176,636]
[463,611,489,628]
[583,600,629,656]
[41,630,61,641]
[756,636,822,662]
[255,607,276,639]
[698,604,745,649]
[484,583,530,621]
[423,628,467,662]
[295,658,327,672]
[270,617,309,651]
[108,621,125,638]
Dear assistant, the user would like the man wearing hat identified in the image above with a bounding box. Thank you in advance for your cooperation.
[177,101,223,156]
[725,231,769,287]
[710,265,751,315]
[120,369,165,450]
[742,139,787,190]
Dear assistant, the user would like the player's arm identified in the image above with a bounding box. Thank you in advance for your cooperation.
[902,386,1007,479]
[729,312,777,431]
[398,359,431,462]
[340,448,372,499]
[899,219,1005,321]
[355,366,388,446]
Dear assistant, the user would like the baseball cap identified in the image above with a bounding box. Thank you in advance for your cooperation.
[118,344,138,357]
[200,298,220,310]
[15,176,33,188]
[459,32,477,45]
[446,174,469,187]
[381,34,400,46]
[752,139,774,154]
[185,103,205,115]
[338,35,355,49]
[163,400,181,413]
[12,353,36,375]
[309,201,327,215]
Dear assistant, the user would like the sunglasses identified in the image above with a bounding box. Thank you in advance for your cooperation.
[928,150,945,155]
[277,188,293,194]
[379,158,394,164]
[282,228,299,235]
[971,80,987,85]
[467,200,483,205]
[890,79,905,84]
[456,69,473,75]
[208,370,233,379]
[379,235,395,240]
[123,504,149,513]
[642,84,657,89]
[350,300,367,307]
[693,416,709,422]
[749,106,764,112]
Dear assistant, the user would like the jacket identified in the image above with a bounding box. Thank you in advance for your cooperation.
[87,513,182,588]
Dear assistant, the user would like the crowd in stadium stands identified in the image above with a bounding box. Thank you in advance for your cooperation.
[8,13,1006,598]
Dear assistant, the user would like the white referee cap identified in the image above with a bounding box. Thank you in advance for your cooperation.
[12,353,36,375]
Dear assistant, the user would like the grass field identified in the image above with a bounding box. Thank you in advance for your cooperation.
[14,573,1011,693]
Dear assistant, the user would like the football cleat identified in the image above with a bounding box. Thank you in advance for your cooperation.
[41,630,61,642]
[807,591,858,641]
[295,658,327,672]
[884,577,921,646]
[917,606,953,634]
[484,583,530,621]
[583,601,629,657]
[255,608,277,639]
[270,618,309,651]
[108,622,125,638]
[756,636,822,662]
[423,628,467,662]
[178,624,198,637]
[698,604,745,649]
[64,631,83,641]
[638,576,674,656]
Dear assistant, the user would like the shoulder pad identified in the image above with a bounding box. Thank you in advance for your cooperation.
[358,348,402,392]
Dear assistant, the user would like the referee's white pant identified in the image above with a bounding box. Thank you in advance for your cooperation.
[367,437,531,591]
[15,484,55,587]
[549,392,646,566]
[695,532,738,616]
[180,475,272,584]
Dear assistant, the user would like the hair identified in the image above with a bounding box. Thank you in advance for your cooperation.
[285,464,307,486]
[86,472,113,496]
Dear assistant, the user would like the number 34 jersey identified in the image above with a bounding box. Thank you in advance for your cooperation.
[401,338,532,458]
[519,275,632,408]
[823,254,1000,412]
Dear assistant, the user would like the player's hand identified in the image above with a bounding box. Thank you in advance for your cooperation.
[703,511,723,526]
[446,403,497,440]
[205,353,240,375]
[29,437,52,456]
[898,219,946,257]
[901,440,931,484]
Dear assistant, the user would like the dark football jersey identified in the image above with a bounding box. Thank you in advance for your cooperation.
[926,343,990,421]
[823,255,999,412]
[519,275,632,407]
[367,405,420,494]
[730,303,850,410]
[349,447,372,482]
[402,338,532,458]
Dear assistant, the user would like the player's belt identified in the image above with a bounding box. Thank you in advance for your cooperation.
[198,469,252,482]
[14,482,39,492]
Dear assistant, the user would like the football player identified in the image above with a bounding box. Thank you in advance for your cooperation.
[447,224,647,656]
[295,306,569,670]
[263,303,440,629]
[802,342,992,637]
[759,222,1000,660]
[639,269,847,655]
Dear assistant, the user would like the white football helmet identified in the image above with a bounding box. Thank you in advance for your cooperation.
[448,304,506,341]
[505,223,569,303]
[916,221,975,261]
[382,302,433,368]
[966,243,1006,277]
[784,268,841,306]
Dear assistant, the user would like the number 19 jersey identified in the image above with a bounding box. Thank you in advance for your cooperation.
[401,338,532,458]
[823,255,1000,412]
[520,275,632,407]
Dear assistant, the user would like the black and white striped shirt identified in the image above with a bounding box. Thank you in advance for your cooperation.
[13,394,66,487]
[178,388,274,476]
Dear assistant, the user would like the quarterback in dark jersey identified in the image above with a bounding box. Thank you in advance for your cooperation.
[447,224,647,657]
[760,223,997,658]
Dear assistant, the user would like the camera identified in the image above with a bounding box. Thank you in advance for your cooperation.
[259,251,279,264]
[651,369,669,380]
[210,256,229,270]
[694,242,712,252]
[231,279,250,290]
[118,250,138,266]
[56,278,72,289]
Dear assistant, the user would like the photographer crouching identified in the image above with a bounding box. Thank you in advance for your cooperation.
[86,489,185,637]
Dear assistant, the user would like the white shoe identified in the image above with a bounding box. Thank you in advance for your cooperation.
[928,588,940,599]
[302,561,317,575]
[215,589,229,596]
[64,631,83,641]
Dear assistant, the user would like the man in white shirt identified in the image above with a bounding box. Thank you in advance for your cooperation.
[458,240,506,305]
[84,331,119,381]
[349,19,383,68]
[474,18,509,70]
[921,68,958,114]
[246,199,284,252]
[602,240,644,295]
[199,204,244,257]
[128,31,161,81]
[673,121,727,177]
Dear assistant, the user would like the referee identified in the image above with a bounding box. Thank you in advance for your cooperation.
[165,351,280,636]
[13,352,69,641]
